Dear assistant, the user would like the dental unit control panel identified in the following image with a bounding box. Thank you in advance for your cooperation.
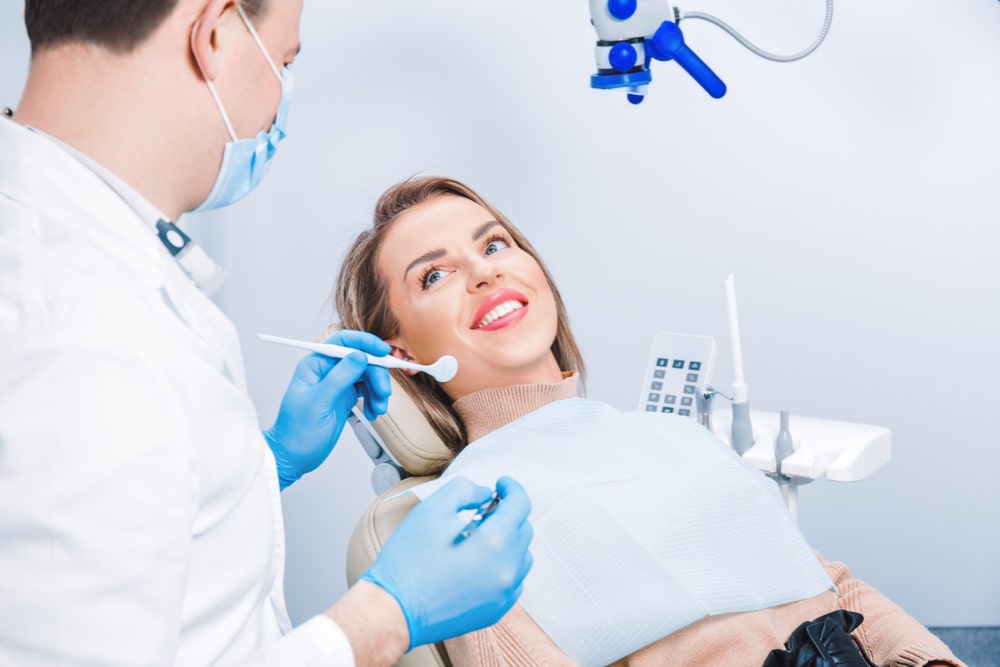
[639,332,716,419]
[638,274,891,521]
[588,0,834,102]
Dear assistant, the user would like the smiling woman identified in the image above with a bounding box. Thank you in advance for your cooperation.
[334,176,964,667]
[335,176,585,452]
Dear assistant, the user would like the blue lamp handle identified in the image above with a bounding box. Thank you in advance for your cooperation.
[648,21,727,99]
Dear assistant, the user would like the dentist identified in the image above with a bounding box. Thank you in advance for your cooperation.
[0,1,533,665]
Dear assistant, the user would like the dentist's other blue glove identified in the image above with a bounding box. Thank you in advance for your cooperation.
[360,476,534,649]
[264,330,391,490]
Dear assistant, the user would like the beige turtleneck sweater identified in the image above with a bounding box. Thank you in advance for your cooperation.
[442,375,962,667]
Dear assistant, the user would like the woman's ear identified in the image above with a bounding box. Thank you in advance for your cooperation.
[386,339,419,376]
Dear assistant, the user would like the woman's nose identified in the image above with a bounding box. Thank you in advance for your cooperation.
[467,256,503,291]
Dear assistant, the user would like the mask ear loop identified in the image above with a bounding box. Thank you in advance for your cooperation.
[236,4,283,81]
[191,17,239,142]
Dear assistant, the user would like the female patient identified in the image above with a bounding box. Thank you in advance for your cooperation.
[335,176,961,667]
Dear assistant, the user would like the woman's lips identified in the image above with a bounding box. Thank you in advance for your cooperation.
[472,289,528,331]
[476,300,528,331]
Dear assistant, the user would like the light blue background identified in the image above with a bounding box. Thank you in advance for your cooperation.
[2,0,997,628]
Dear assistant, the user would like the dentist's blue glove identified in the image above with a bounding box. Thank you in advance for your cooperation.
[264,330,392,490]
[360,476,534,649]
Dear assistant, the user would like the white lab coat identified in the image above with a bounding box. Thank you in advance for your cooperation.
[0,118,353,665]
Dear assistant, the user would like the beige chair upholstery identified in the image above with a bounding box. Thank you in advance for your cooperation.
[319,324,453,476]
[360,376,454,478]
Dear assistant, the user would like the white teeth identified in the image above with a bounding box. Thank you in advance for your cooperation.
[477,300,524,328]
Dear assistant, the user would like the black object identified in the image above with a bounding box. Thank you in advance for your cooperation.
[763,610,878,667]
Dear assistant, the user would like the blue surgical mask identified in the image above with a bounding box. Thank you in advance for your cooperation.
[192,5,293,212]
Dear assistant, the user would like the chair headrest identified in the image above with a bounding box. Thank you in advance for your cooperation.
[321,324,454,476]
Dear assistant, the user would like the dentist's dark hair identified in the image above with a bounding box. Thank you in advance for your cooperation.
[334,176,585,454]
[25,0,268,55]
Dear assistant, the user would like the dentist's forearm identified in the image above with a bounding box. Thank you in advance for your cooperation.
[325,581,410,667]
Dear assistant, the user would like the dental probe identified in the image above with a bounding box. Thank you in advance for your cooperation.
[257,333,459,382]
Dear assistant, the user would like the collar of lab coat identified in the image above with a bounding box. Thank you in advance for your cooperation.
[39,130,170,230]
[10,120,228,294]
[0,118,246,386]
[0,118,173,292]
[30,128,229,296]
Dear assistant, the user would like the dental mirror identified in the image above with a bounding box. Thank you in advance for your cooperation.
[257,333,458,382]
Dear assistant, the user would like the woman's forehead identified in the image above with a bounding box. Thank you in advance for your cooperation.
[394,195,491,233]
[381,198,501,259]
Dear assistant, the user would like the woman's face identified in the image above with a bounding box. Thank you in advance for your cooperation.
[378,194,563,399]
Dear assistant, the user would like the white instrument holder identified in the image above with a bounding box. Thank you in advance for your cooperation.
[708,408,891,483]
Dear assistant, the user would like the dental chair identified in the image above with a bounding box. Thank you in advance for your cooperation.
[344,372,458,667]
[335,322,892,667]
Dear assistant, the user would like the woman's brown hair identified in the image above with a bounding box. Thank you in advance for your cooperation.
[334,176,585,453]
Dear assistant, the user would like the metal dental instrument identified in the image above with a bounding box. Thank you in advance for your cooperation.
[257,333,459,382]
[453,492,501,545]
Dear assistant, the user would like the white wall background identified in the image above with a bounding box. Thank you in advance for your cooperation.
[3,0,998,629]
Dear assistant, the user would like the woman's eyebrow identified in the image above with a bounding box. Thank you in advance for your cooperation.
[472,220,501,240]
[403,248,446,280]
[401,221,502,280]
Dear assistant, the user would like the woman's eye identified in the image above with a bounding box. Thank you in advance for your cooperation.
[423,269,446,288]
[485,239,510,256]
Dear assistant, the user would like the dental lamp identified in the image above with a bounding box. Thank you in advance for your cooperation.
[588,0,834,103]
